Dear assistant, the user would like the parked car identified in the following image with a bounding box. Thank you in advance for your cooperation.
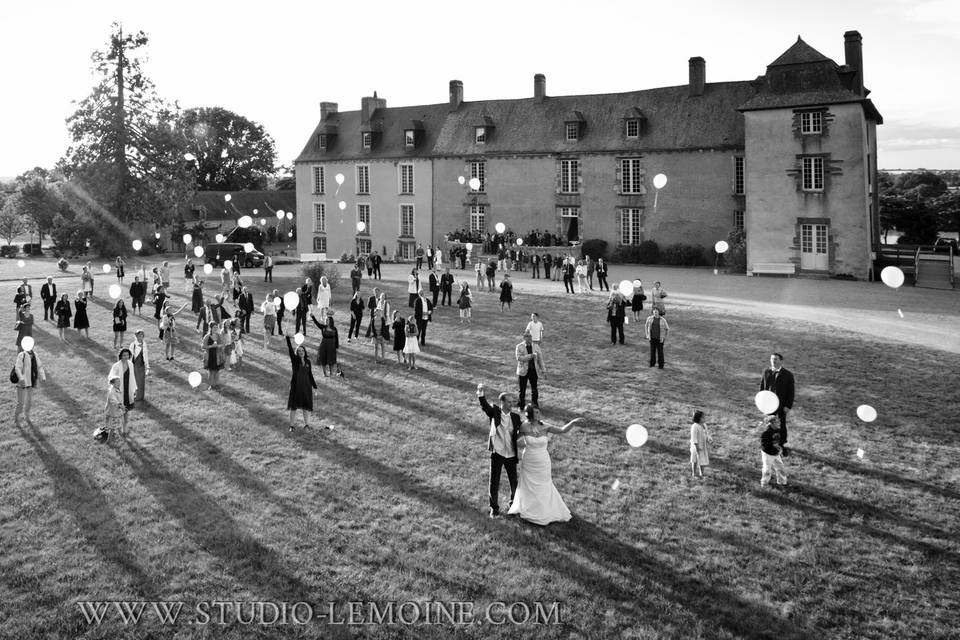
[203,243,265,268]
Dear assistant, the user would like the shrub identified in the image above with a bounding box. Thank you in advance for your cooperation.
[580,239,609,261]
[339,252,356,264]
[661,243,706,266]
[301,262,341,294]
[638,240,660,264]
[0,245,17,258]
[611,240,661,264]
[724,229,747,274]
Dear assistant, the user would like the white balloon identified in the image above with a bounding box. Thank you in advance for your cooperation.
[856,448,865,459]
[224,194,232,202]
[495,222,506,234]
[183,152,196,161]
[632,279,642,288]
[468,177,481,190]
[286,212,294,220]
[188,371,202,388]
[203,263,214,275]
[243,242,254,253]
[652,173,667,189]
[715,240,729,254]
[223,259,233,270]
[215,234,226,243]
[458,176,466,185]
[357,221,366,233]
[108,284,121,299]
[17,259,25,268]
[618,280,634,298]
[20,336,35,352]
[626,424,648,448]
[132,240,143,251]
[183,233,193,245]
[755,390,780,414]
[338,201,347,211]
[856,404,878,423]
[253,209,258,215]
[335,173,345,185]
[102,264,111,273]
[283,291,300,310]
[154,232,161,239]
[238,216,253,229]
[516,238,524,246]
[294,332,305,345]
[276,210,285,220]
[465,243,473,251]
[194,246,205,258]
[260,219,266,225]
[880,266,905,289]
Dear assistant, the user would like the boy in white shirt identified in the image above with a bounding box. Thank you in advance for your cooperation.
[524,312,544,345]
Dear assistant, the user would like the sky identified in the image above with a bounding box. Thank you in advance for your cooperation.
[1,0,958,179]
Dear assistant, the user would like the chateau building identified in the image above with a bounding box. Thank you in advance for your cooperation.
[294,30,881,278]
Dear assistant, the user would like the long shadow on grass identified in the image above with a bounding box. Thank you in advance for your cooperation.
[12,416,158,600]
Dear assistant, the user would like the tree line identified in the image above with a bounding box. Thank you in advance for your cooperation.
[879,170,960,245]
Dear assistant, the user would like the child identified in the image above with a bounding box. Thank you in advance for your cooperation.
[690,409,711,478]
[760,414,787,487]
[391,310,406,365]
[105,375,127,440]
[232,323,245,369]
[402,315,420,370]
[457,283,473,324]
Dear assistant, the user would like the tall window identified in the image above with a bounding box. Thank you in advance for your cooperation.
[625,120,639,138]
[357,204,371,234]
[362,132,373,149]
[621,208,642,245]
[313,237,327,253]
[312,203,326,233]
[356,238,372,254]
[560,159,579,194]
[734,157,745,195]
[802,157,824,191]
[399,242,415,260]
[470,205,486,232]
[317,134,328,150]
[621,158,643,194]
[800,111,823,134]
[356,165,370,194]
[404,130,415,147]
[400,205,415,236]
[470,161,486,192]
[475,127,486,144]
[399,164,414,194]
[312,166,325,194]
[565,123,579,141]
[734,210,744,231]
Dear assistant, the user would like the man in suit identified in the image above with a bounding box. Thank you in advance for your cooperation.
[531,253,541,279]
[428,268,440,308]
[759,352,796,446]
[415,244,424,270]
[40,276,56,321]
[371,252,382,279]
[515,330,546,408]
[644,307,669,369]
[477,384,521,518]
[596,258,610,291]
[414,289,433,346]
[238,286,255,334]
[364,287,381,340]
[439,268,455,306]
[263,254,274,282]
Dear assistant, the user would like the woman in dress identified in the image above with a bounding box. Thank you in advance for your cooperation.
[286,335,317,431]
[575,260,588,294]
[14,285,28,320]
[311,312,339,376]
[402,314,420,370]
[457,282,473,324]
[107,349,137,434]
[371,300,387,364]
[159,301,189,360]
[260,293,277,350]
[507,405,583,525]
[391,310,406,365]
[407,269,419,307]
[499,273,513,312]
[129,329,150,402]
[191,275,204,313]
[112,299,128,350]
[231,274,244,303]
[183,258,195,294]
[631,280,646,323]
[316,276,332,318]
[115,256,126,286]
[13,344,46,422]
[201,323,223,390]
[220,319,235,371]
[74,290,90,339]
[55,293,72,342]
[690,409,711,478]
[15,300,34,352]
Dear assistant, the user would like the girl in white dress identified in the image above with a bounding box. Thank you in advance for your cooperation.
[316,276,332,318]
[508,405,583,525]
[690,409,711,478]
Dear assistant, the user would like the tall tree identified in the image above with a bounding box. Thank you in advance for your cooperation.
[58,23,194,254]
[12,168,58,242]
[0,196,30,246]
[181,107,277,191]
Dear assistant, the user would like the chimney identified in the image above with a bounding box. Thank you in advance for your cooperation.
[534,74,546,101]
[844,30,864,95]
[449,80,463,110]
[361,92,386,122]
[319,102,338,120]
[688,57,705,97]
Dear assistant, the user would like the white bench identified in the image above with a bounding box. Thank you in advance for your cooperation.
[751,263,795,276]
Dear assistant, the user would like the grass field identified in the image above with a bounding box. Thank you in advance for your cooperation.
[1,258,958,639]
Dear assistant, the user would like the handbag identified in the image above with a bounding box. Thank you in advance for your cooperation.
[9,366,19,384]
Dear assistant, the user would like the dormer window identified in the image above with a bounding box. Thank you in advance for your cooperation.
[317,134,328,150]
[623,108,647,139]
[475,127,486,144]
[626,120,639,138]
[404,130,415,148]
[564,111,585,142]
[565,123,579,141]
[362,132,373,149]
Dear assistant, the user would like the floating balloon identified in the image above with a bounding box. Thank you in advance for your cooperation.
[193,246,204,258]
[632,279,642,288]
[183,152,196,161]
[102,264,111,273]
[276,210,285,220]
[108,284,121,299]
[188,371,202,388]
[755,390,780,414]
[468,177,481,190]
[458,176,466,185]
[20,336,35,352]
[294,332,305,346]
[357,221,366,233]
[465,243,473,251]
[286,212,294,220]
[652,174,667,189]
[16,260,24,268]
[260,219,266,225]
[288,231,294,237]
[132,240,143,251]
[224,194,232,202]
[154,232,161,239]
[626,424,648,448]
[335,173,345,185]
[215,234,226,243]
[856,448,865,459]
[243,243,254,253]
[238,216,253,229]
[715,240,729,254]
[516,238,523,246]
[495,222,506,234]
[880,266,904,289]
[856,404,877,423]
[203,263,214,275]
[283,291,300,310]
[183,233,193,245]
[338,201,346,211]
[618,280,634,298]
[253,209,258,215]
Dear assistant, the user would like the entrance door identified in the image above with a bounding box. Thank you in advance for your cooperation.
[800,224,829,271]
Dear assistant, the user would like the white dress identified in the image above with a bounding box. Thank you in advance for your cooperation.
[507,434,571,525]
[317,285,331,310]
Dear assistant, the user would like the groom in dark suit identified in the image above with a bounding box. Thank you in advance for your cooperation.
[40,277,57,321]
[759,352,795,446]
[477,384,521,518]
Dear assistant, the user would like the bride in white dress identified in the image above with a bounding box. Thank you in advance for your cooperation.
[508,405,583,525]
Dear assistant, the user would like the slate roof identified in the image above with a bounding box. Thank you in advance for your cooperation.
[187,190,296,219]
[769,37,832,66]
[295,81,756,163]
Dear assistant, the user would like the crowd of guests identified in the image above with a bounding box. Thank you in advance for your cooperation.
[445,228,571,252]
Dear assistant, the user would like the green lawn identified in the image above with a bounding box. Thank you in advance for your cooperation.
[1,262,958,639]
